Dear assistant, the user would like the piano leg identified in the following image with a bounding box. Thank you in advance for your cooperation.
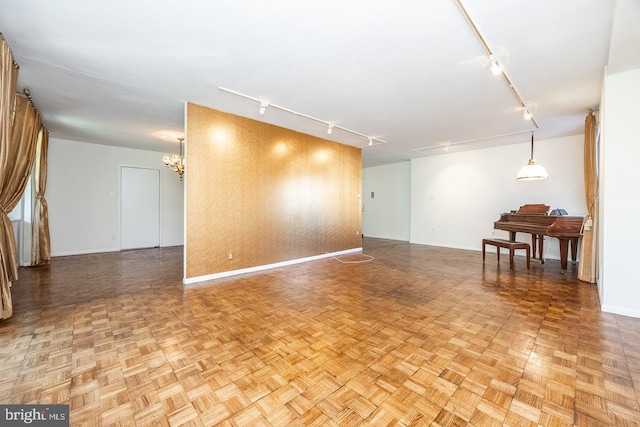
[559,238,569,272]
[538,235,545,263]
[571,237,579,264]
[531,234,538,260]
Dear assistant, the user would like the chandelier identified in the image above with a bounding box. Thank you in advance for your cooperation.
[163,137,185,180]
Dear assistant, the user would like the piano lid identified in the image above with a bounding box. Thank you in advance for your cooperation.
[495,211,584,238]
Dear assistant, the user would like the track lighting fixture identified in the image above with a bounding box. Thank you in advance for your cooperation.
[489,54,502,76]
[454,0,538,129]
[523,107,532,120]
[413,129,533,157]
[219,87,387,148]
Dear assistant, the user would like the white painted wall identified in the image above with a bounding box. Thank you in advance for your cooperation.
[362,162,411,241]
[21,179,33,266]
[9,171,33,266]
[47,138,184,256]
[8,191,25,266]
[600,68,640,317]
[410,135,586,260]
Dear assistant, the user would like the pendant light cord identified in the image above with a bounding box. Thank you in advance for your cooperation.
[530,133,534,159]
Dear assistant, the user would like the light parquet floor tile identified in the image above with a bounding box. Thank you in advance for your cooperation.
[1,238,639,426]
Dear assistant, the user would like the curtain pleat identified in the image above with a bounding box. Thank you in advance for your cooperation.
[578,111,598,283]
[0,94,39,319]
[32,122,51,265]
[0,35,20,320]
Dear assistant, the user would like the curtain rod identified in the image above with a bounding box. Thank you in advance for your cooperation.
[0,33,20,69]
[22,89,37,111]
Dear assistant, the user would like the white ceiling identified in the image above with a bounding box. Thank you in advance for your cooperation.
[0,0,637,167]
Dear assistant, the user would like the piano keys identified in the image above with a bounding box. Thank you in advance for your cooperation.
[493,204,584,271]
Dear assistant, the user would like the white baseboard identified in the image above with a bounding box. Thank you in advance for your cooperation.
[160,242,184,248]
[52,243,182,257]
[408,240,564,260]
[601,304,640,319]
[52,247,120,257]
[184,247,363,286]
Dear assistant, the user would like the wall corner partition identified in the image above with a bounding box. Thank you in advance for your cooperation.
[185,103,362,284]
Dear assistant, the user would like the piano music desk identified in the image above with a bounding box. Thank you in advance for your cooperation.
[482,238,531,270]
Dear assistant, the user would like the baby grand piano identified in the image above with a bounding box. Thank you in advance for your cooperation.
[494,204,584,271]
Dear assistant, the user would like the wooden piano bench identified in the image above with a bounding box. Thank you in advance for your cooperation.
[482,238,530,270]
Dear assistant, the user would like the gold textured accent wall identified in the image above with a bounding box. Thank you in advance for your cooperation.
[185,103,362,279]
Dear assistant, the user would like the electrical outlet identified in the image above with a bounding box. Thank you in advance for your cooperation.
[228,252,233,260]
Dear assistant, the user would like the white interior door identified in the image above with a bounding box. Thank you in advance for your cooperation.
[121,166,160,250]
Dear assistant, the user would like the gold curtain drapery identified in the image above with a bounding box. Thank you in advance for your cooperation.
[0,34,20,320]
[1,94,39,319]
[31,122,51,266]
[578,110,598,283]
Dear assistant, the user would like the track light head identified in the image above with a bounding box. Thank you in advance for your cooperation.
[523,107,532,120]
[368,137,373,146]
[489,54,502,76]
[327,124,334,134]
[259,102,267,115]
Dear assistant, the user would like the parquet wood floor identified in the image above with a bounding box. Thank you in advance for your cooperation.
[1,238,639,426]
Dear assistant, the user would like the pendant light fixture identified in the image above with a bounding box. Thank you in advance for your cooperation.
[516,132,548,180]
